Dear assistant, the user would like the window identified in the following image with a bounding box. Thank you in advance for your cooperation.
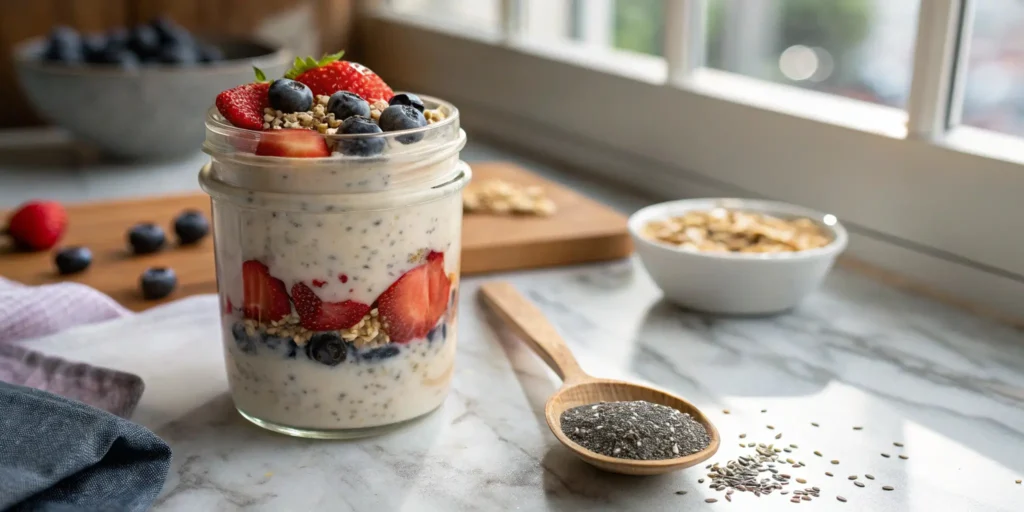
[523,0,664,56]
[367,0,1024,319]
[958,0,1024,136]
[704,0,921,108]
[390,0,500,31]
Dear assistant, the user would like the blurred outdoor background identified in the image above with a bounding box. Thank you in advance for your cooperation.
[394,0,1024,137]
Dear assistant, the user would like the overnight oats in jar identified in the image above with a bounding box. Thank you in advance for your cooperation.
[199,53,468,438]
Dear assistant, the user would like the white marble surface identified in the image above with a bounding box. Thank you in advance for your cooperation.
[17,259,1024,511]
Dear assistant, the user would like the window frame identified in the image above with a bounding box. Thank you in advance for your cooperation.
[364,0,1024,319]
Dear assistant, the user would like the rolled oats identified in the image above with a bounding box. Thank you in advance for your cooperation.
[641,208,831,253]
[462,179,557,216]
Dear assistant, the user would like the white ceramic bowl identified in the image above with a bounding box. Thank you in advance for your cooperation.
[628,198,848,315]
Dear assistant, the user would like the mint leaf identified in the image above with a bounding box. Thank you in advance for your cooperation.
[253,66,267,82]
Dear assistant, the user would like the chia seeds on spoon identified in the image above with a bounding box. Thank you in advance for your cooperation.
[559,401,710,460]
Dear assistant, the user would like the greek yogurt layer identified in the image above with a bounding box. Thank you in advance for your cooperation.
[212,175,463,431]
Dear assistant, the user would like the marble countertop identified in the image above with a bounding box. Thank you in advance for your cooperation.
[5,132,1024,510]
[19,258,1024,511]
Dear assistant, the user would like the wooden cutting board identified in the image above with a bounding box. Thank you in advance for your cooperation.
[0,162,632,311]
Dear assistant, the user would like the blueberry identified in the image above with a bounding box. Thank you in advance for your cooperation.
[326,91,370,121]
[140,267,176,300]
[196,43,224,63]
[127,25,160,59]
[128,222,166,254]
[54,246,92,275]
[263,335,298,359]
[94,48,139,69]
[268,78,313,114]
[82,34,108,63]
[305,333,349,366]
[173,210,209,244]
[43,26,83,63]
[361,345,400,361]
[388,92,425,113]
[231,322,258,355]
[337,116,385,157]
[105,28,129,52]
[378,105,427,144]
[150,16,191,46]
[155,42,197,65]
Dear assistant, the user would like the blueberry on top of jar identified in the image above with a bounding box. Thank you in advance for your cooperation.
[268,78,314,113]
[337,116,385,157]
[327,91,370,121]
[379,105,427,144]
[388,92,425,113]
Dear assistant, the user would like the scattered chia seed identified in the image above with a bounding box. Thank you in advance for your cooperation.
[854,481,865,488]
[837,496,847,502]
[826,472,833,477]
[761,409,767,413]
[853,426,863,431]
[723,409,730,414]
[865,474,875,480]
[559,401,710,460]
[899,455,909,460]
[675,490,688,495]
[893,442,904,447]
[882,486,895,491]
[811,422,819,427]
[881,453,891,458]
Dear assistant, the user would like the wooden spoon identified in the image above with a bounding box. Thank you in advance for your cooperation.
[479,281,720,476]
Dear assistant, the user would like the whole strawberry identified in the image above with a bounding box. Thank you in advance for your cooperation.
[215,68,271,130]
[6,200,67,251]
[287,51,394,103]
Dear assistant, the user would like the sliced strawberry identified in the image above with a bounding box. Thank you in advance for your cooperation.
[291,282,370,331]
[377,251,451,343]
[6,200,67,251]
[425,251,451,323]
[215,82,270,130]
[286,52,394,102]
[242,260,291,322]
[255,129,330,157]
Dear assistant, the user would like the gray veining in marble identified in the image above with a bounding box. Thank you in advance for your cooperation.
[18,259,1024,512]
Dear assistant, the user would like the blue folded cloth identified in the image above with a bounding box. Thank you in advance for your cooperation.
[0,381,171,512]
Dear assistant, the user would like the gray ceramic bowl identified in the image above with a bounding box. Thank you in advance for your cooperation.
[14,38,290,160]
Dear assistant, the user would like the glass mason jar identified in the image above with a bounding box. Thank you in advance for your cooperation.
[199,96,469,439]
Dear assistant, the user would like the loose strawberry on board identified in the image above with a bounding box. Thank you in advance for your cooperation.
[242,260,291,323]
[255,129,330,157]
[291,282,370,331]
[377,251,451,343]
[286,51,394,103]
[5,200,67,251]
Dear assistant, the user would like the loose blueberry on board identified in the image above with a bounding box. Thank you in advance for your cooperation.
[128,222,166,254]
[127,25,161,60]
[231,322,259,355]
[43,26,83,63]
[378,105,427,144]
[268,78,314,114]
[54,246,92,275]
[173,210,209,244]
[361,345,400,362]
[388,92,425,113]
[263,335,298,359]
[337,116,386,157]
[305,333,349,366]
[140,267,177,300]
[326,91,370,121]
